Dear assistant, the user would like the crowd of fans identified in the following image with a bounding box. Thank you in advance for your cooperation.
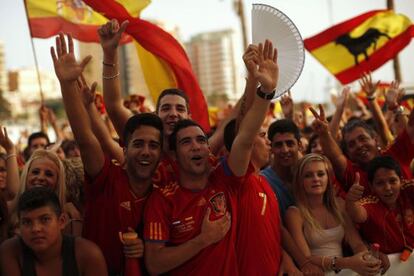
[0,19,413,276]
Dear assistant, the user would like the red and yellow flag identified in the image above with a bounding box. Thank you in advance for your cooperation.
[25,0,145,42]
[305,10,414,84]
[25,0,210,131]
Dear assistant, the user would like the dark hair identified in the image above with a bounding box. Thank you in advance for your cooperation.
[367,156,402,184]
[268,119,301,142]
[341,119,377,153]
[17,186,62,218]
[61,139,78,156]
[28,132,50,148]
[306,134,319,154]
[155,88,190,114]
[224,119,236,151]
[123,113,164,147]
[169,119,205,151]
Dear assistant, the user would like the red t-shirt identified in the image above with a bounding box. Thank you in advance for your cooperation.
[236,169,282,275]
[144,160,239,276]
[343,129,414,196]
[359,181,414,254]
[83,156,147,275]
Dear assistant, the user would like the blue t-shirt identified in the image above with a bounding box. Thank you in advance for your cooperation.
[260,166,294,220]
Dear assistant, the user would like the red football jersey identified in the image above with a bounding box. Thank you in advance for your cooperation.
[343,129,414,197]
[359,181,414,254]
[236,171,282,275]
[144,161,239,275]
[83,156,147,275]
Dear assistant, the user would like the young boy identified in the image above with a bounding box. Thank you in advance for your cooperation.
[0,187,107,276]
[346,155,414,255]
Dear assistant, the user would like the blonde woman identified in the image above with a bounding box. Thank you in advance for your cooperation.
[285,153,387,275]
[12,149,82,236]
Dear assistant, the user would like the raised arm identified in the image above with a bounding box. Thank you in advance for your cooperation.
[98,19,132,138]
[0,126,19,201]
[280,91,294,120]
[39,105,49,135]
[47,107,64,142]
[329,86,350,141]
[310,105,347,179]
[145,208,230,274]
[385,81,406,136]
[235,44,260,132]
[51,33,104,178]
[79,74,124,163]
[360,73,392,147]
[229,40,278,176]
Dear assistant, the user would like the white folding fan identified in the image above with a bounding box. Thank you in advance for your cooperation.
[252,4,305,98]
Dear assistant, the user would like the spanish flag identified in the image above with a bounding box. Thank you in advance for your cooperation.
[25,0,144,42]
[304,10,414,84]
[26,0,210,131]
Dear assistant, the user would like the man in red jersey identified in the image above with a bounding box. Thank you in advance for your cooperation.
[221,45,323,276]
[51,33,163,275]
[143,40,278,275]
[98,19,227,170]
[311,103,414,197]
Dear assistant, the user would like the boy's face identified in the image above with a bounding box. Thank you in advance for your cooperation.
[371,168,401,208]
[157,95,190,136]
[19,205,65,253]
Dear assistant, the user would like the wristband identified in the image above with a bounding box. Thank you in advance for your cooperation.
[5,153,16,161]
[103,72,120,80]
[103,61,115,67]
[366,95,376,101]
[331,256,341,273]
[70,218,83,224]
[256,86,276,100]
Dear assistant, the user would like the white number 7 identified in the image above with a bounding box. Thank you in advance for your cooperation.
[259,192,267,215]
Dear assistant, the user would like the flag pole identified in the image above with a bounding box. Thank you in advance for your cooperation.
[22,0,45,104]
[233,0,248,50]
[387,0,402,82]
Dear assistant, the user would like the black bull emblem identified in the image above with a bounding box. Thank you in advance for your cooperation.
[335,28,391,65]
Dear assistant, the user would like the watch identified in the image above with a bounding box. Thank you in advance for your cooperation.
[256,86,276,100]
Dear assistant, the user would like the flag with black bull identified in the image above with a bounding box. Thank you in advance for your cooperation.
[304,10,414,84]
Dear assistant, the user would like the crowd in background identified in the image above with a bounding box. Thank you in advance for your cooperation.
[0,19,414,276]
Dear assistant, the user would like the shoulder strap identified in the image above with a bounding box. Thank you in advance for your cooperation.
[19,237,37,276]
[61,235,80,276]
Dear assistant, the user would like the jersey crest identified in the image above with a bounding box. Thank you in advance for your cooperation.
[209,192,227,215]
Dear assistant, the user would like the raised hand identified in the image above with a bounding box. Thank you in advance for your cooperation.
[98,19,129,57]
[243,44,259,76]
[346,173,364,202]
[280,90,294,118]
[51,33,92,82]
[385,80,405,111]
[0,126,14,153]
[359,72,380,98]
[77,74,98,107]
[309,104,329,135]
[254,40,279,92]
[39,104,49,123]
[48,107,57,125]
[336,86,350,109]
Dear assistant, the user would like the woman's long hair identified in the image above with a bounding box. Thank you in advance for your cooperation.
[10,150,66,229]
[292,153,344,231]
